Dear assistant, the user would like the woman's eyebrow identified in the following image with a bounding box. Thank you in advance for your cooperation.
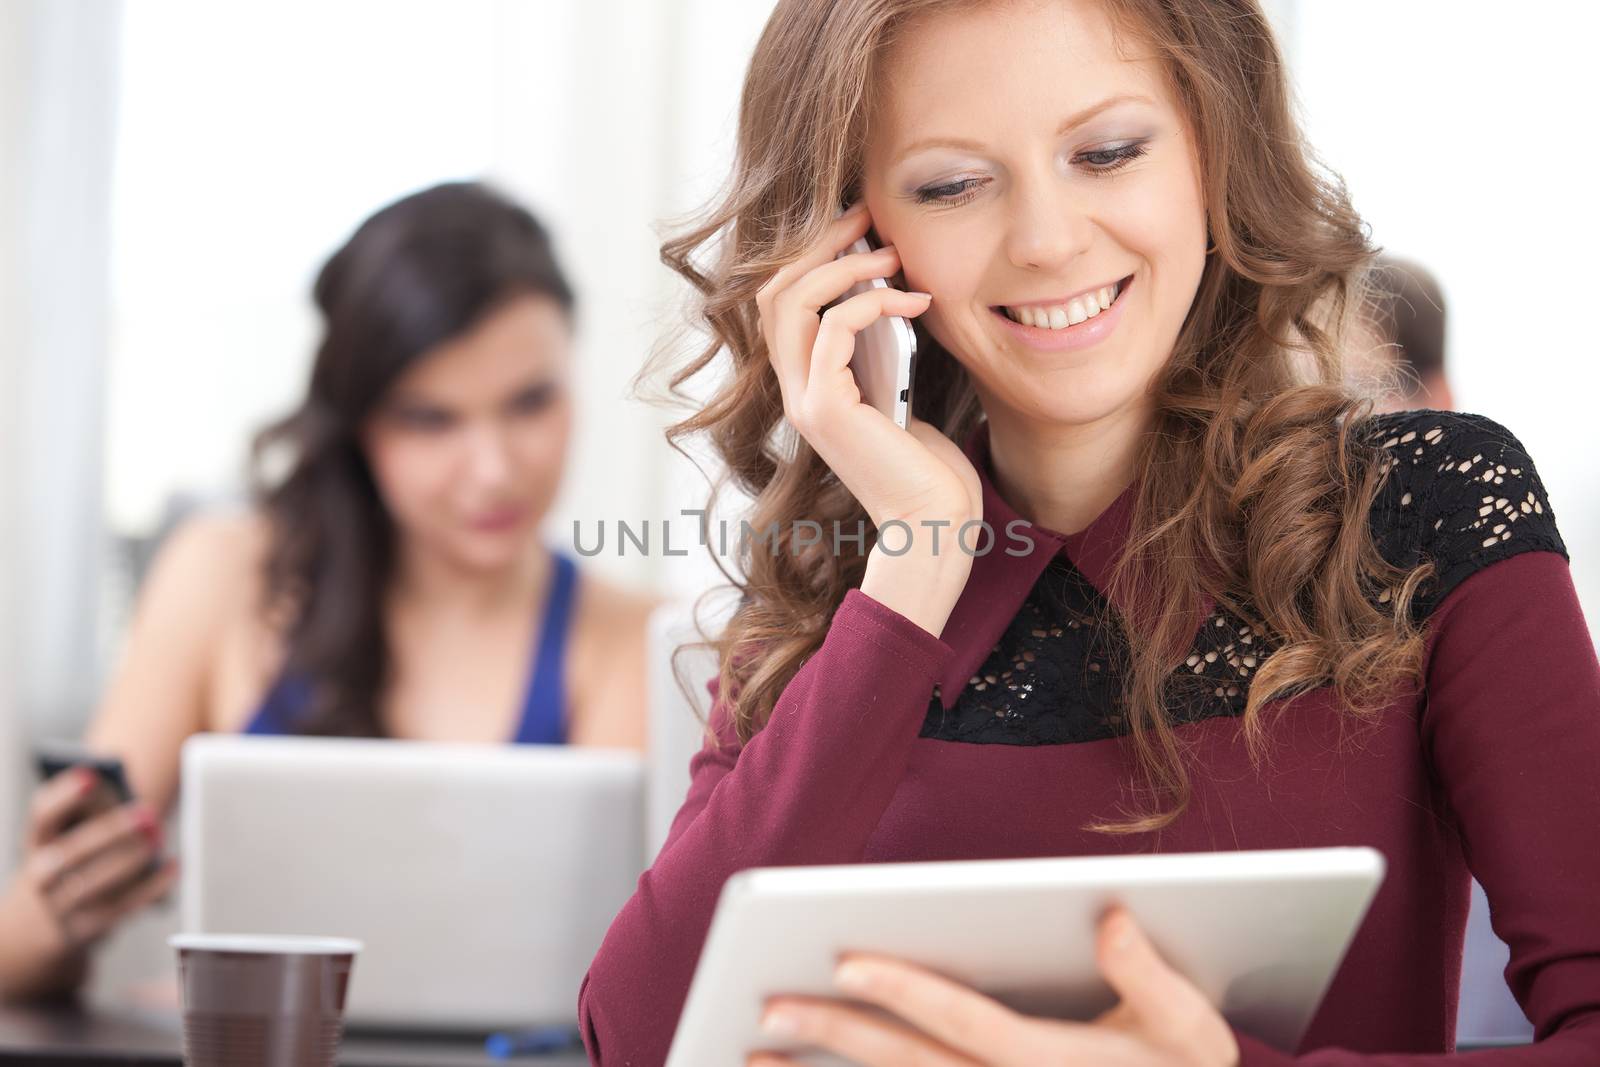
[889,92,1156,167]
[384,391,454,413]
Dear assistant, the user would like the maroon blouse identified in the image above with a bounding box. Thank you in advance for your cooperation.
[580,410,1600,1065]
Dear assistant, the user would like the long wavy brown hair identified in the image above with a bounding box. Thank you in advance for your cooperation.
[643,0,1430,832]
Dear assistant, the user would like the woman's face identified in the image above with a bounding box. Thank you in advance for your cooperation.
[362,294,574,575]
[862,0,1209,429]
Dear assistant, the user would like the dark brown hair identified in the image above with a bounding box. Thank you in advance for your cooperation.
[250,181,574,737]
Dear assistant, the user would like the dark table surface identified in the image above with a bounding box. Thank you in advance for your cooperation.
[0,1000,589,1066]
[0,997,1533,1064]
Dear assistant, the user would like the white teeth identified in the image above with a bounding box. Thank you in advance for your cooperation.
[1005,280,1121,330]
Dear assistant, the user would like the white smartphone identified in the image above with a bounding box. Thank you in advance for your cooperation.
[833,235,917,429]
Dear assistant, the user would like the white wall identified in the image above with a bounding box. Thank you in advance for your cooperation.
[0,0,29,866]
[1277,0,1600,630]
[0,0,122,834]
[101,0,779,635]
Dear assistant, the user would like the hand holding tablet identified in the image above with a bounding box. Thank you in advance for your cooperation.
[750,906,1239,1067]
[666,847,1385,1067]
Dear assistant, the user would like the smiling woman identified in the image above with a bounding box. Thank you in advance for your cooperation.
[0,182,661,1004]
[582,0,1600,1064]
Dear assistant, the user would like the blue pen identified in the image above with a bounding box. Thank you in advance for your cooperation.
[484,1025,584,1058]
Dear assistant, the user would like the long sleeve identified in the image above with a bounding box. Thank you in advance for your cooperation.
[1235,548,1600,1065]
[578,587,955,1066]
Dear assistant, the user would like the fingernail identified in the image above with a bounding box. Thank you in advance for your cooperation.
[907,291,933,300]
[761,1008,801,1036]
[835,961,872,993]
[76,768,99,795]
[878,244,897,254]
[132,807,162,847]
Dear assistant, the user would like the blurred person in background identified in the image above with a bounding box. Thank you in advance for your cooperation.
[0,180,659,1000]
[1358,254,1454,413]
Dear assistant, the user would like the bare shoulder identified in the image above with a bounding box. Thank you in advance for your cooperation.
[160,508,270,567]
[85,507,278,809]
[142,508,273,617]
[567,565,664,750]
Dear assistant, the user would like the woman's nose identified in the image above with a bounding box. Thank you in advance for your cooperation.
[461,424,515,488]
[1003,177,1094,274]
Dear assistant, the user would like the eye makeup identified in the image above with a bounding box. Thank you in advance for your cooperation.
[907,136,1155,206]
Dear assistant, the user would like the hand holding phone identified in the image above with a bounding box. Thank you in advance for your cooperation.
[8,742,176,952]
[35,741,136,828]
[755,201,982,635]
[829,235,918,429]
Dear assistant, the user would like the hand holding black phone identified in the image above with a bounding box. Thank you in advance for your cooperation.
[33,740,162,877]
[35,743,135,817]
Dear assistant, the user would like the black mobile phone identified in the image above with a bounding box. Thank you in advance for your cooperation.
[33,742,162,878]
[34,740,137,825]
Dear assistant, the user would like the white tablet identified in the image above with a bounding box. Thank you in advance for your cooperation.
[666,846,1384,1067]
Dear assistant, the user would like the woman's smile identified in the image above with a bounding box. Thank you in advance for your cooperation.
[988,272,1134,353]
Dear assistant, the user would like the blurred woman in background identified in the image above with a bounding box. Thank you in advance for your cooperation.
[0,180,658,999]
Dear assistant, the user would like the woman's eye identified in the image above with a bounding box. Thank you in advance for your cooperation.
[510,385,555,415]
[1077,141,1150,174]
[393,408,453,431]
[914,177,986,205]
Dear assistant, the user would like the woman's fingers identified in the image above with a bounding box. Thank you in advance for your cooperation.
[761,208,885,409]
[25,767,99,850]
[768,245,904,407]
[58,859,178,949]
[27,803,157,894]
[1093,906,1237,1061]
[750,202,980,543]
[757,995,981,1067]
[755,200,871,326]
[46,832,161,917]
[778,243,901,321]
[803,288,932,426]
[828,956,1039,1062]
[1094,908,1195,1022]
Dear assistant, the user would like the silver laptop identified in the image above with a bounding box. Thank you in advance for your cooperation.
[178,734,644,1031]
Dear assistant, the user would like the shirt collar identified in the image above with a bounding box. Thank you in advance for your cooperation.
[932,420,1204,711]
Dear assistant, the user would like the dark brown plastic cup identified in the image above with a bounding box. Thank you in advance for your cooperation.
[168,934,362,1067]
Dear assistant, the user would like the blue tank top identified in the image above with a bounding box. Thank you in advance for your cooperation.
[244,549,579,744]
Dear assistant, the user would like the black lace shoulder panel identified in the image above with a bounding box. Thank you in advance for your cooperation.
[1359,409,1568,620]
[918,409,1568,746]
